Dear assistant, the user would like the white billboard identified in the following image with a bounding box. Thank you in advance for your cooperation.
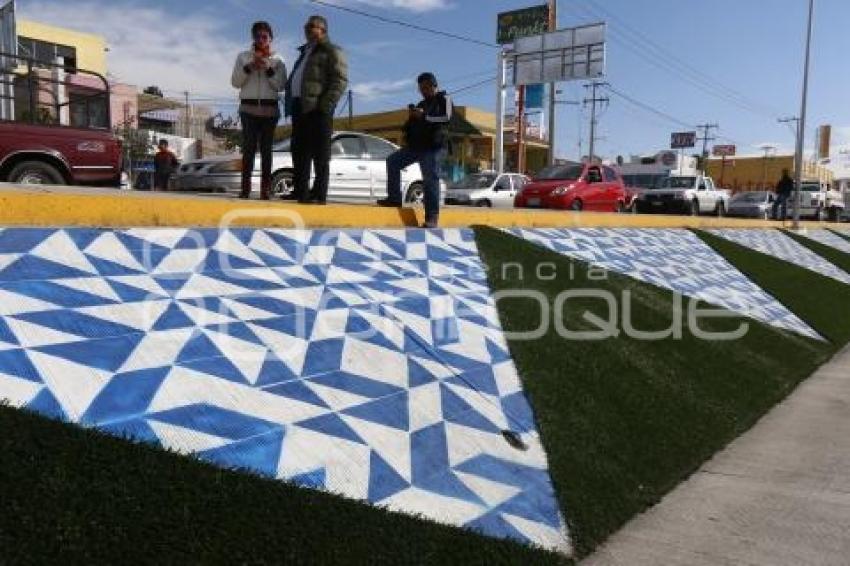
[505,22,606,86]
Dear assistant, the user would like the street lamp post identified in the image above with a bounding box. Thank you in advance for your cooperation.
[793,0,815,230]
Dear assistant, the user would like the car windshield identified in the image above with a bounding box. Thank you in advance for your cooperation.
[731,192,768,203]
[656,177,696,189]
[454,173,498,189]
[800,184,820,192]
[273,138,291,152]
[535,165,583,181]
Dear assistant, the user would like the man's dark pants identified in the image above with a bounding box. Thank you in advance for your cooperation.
[386,147,443,222]
[773,192,790,220]
[291,100,332,202]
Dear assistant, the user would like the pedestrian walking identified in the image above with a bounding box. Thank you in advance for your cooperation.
[378,73,452,228]
[284,15,348,205]
[773,169,794,220]
[153,139,179,191]
[231,21,287,200]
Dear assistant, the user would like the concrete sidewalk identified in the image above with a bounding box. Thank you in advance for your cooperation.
[584,345,850,566]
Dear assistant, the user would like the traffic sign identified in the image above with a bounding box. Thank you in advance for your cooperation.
[713,144,737,157]
[671,131,696,149]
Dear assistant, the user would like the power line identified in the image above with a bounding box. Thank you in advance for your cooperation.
[309,0,498,49]
[696,123,719,158]
[604,83,694,130]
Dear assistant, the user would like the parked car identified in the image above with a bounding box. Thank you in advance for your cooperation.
[726,191,775,219]
[634,174,729,216]
[173,132,440,202]
[796,181,845,221]
[514,163,628,212]
[0,122,123,187]
[444,171,529,208]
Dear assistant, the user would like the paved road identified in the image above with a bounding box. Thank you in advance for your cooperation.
[584,345,850,566]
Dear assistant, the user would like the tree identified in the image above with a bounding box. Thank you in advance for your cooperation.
[143,86,164,98]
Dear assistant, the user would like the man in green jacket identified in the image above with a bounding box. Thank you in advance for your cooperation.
[285,15,348,204]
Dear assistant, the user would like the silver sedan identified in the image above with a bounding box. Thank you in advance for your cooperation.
[171,132,437,202]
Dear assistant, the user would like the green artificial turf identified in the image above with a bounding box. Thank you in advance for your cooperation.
[697,229,850,346]
[0,405,567,565]
[474,226,842,558]
[782,229,850,277]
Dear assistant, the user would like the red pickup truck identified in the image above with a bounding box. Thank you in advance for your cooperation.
[0,122,122,186]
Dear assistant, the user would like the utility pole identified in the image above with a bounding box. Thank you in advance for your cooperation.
[496,49,506,173]
[758,144,777,190]
[793,0,815,230]
[696,122,719,172]
[546,0,557,167]
[583,81,608,164]
[347,89,353,130]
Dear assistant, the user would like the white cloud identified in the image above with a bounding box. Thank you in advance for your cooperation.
[20,1,296,99]
[350,78,413,102]
[346,0,451,13]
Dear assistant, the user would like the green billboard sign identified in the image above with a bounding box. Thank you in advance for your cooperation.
[497,4,550,45]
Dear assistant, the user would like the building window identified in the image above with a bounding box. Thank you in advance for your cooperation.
[16,36,78,73]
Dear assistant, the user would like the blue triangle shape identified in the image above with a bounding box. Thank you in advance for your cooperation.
[309,371,403,400]
[440,384,501,434]
[204,322,265,348]
[265,380,330,409]
[332,248,375,265]
[117,233,171,269]
[486,338,513,364]
[176,229,220,249]
[346,314,402,352]
[411,422,449,483]
[445,368,500,397]
[153,302,195,331]
[82,366,171,426]
[176,331,223,364]
[181,356,250,385]
[26,387,67,421]
[408,358,437,388]
[0,228,55,253]
[201,250,264,272]
[343,392,409,431]
[290,468,326,489]
[154,275,192,295]
[106,279,168,303]
[0,317,20,346]
[255,352,300,387]
[229,228,255,246]
[85,254,144,277]
[301,339,345,378]
[0,255,94,282]
[199,428,285,478]
[3,280,116,309]
[368,450,410,503]
[100,417,160,444]
[35,334,143,373]
[494,490,562,529]
[296,413,365,445]
[14,310,138,340]
[464,510,531,544]
[0,349,40,382]
[66,229,105,251]
[253,249,295,268]
[416,470,486,506]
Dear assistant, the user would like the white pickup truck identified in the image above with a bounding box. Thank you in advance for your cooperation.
[634,174,730,216]
[796,181,845,221]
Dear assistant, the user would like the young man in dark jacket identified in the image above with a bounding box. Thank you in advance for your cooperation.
[379,73,452,228]
[773,169,794,220]
[284,15,348,205]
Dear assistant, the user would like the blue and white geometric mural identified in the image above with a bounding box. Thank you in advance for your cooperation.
[0,227,570,554]
[508,228,820,339]
[710,228,850,285]
[799,229,850,255]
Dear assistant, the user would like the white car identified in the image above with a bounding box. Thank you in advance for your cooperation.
[444,171,530,208]
[635,175,730,216]
[796,181,845,221]
[172,132,439,202]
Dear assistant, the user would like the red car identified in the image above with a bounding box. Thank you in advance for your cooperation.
[514,163,628,212]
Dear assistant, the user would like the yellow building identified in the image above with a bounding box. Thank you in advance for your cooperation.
[706,154,834,192]
[17,19,107,76]
[278,106,551,177]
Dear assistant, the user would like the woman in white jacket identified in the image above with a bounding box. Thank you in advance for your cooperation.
[231,21,287,200]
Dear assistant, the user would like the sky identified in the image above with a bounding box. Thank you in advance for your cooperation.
[18,0,850,163]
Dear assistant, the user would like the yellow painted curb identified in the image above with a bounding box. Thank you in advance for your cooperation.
[0,186,843,230]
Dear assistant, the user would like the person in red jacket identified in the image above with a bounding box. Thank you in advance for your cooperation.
[153,139,179,191]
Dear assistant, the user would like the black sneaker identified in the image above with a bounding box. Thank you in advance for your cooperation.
[422,218,439,229]
[377,199,403,208]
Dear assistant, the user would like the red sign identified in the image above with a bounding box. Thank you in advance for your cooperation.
[713,145,737,157]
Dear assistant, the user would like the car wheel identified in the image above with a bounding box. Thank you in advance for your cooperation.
[690,199,700,216]
[8,160,65,185]
[763,209,772,221]
[615,200,627,214]
[476,199,492,208]
[271,170,294,198]
[715,201,726,217]
[571,199,583,212]
[816,206,826,222]
[405,182,424,204]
